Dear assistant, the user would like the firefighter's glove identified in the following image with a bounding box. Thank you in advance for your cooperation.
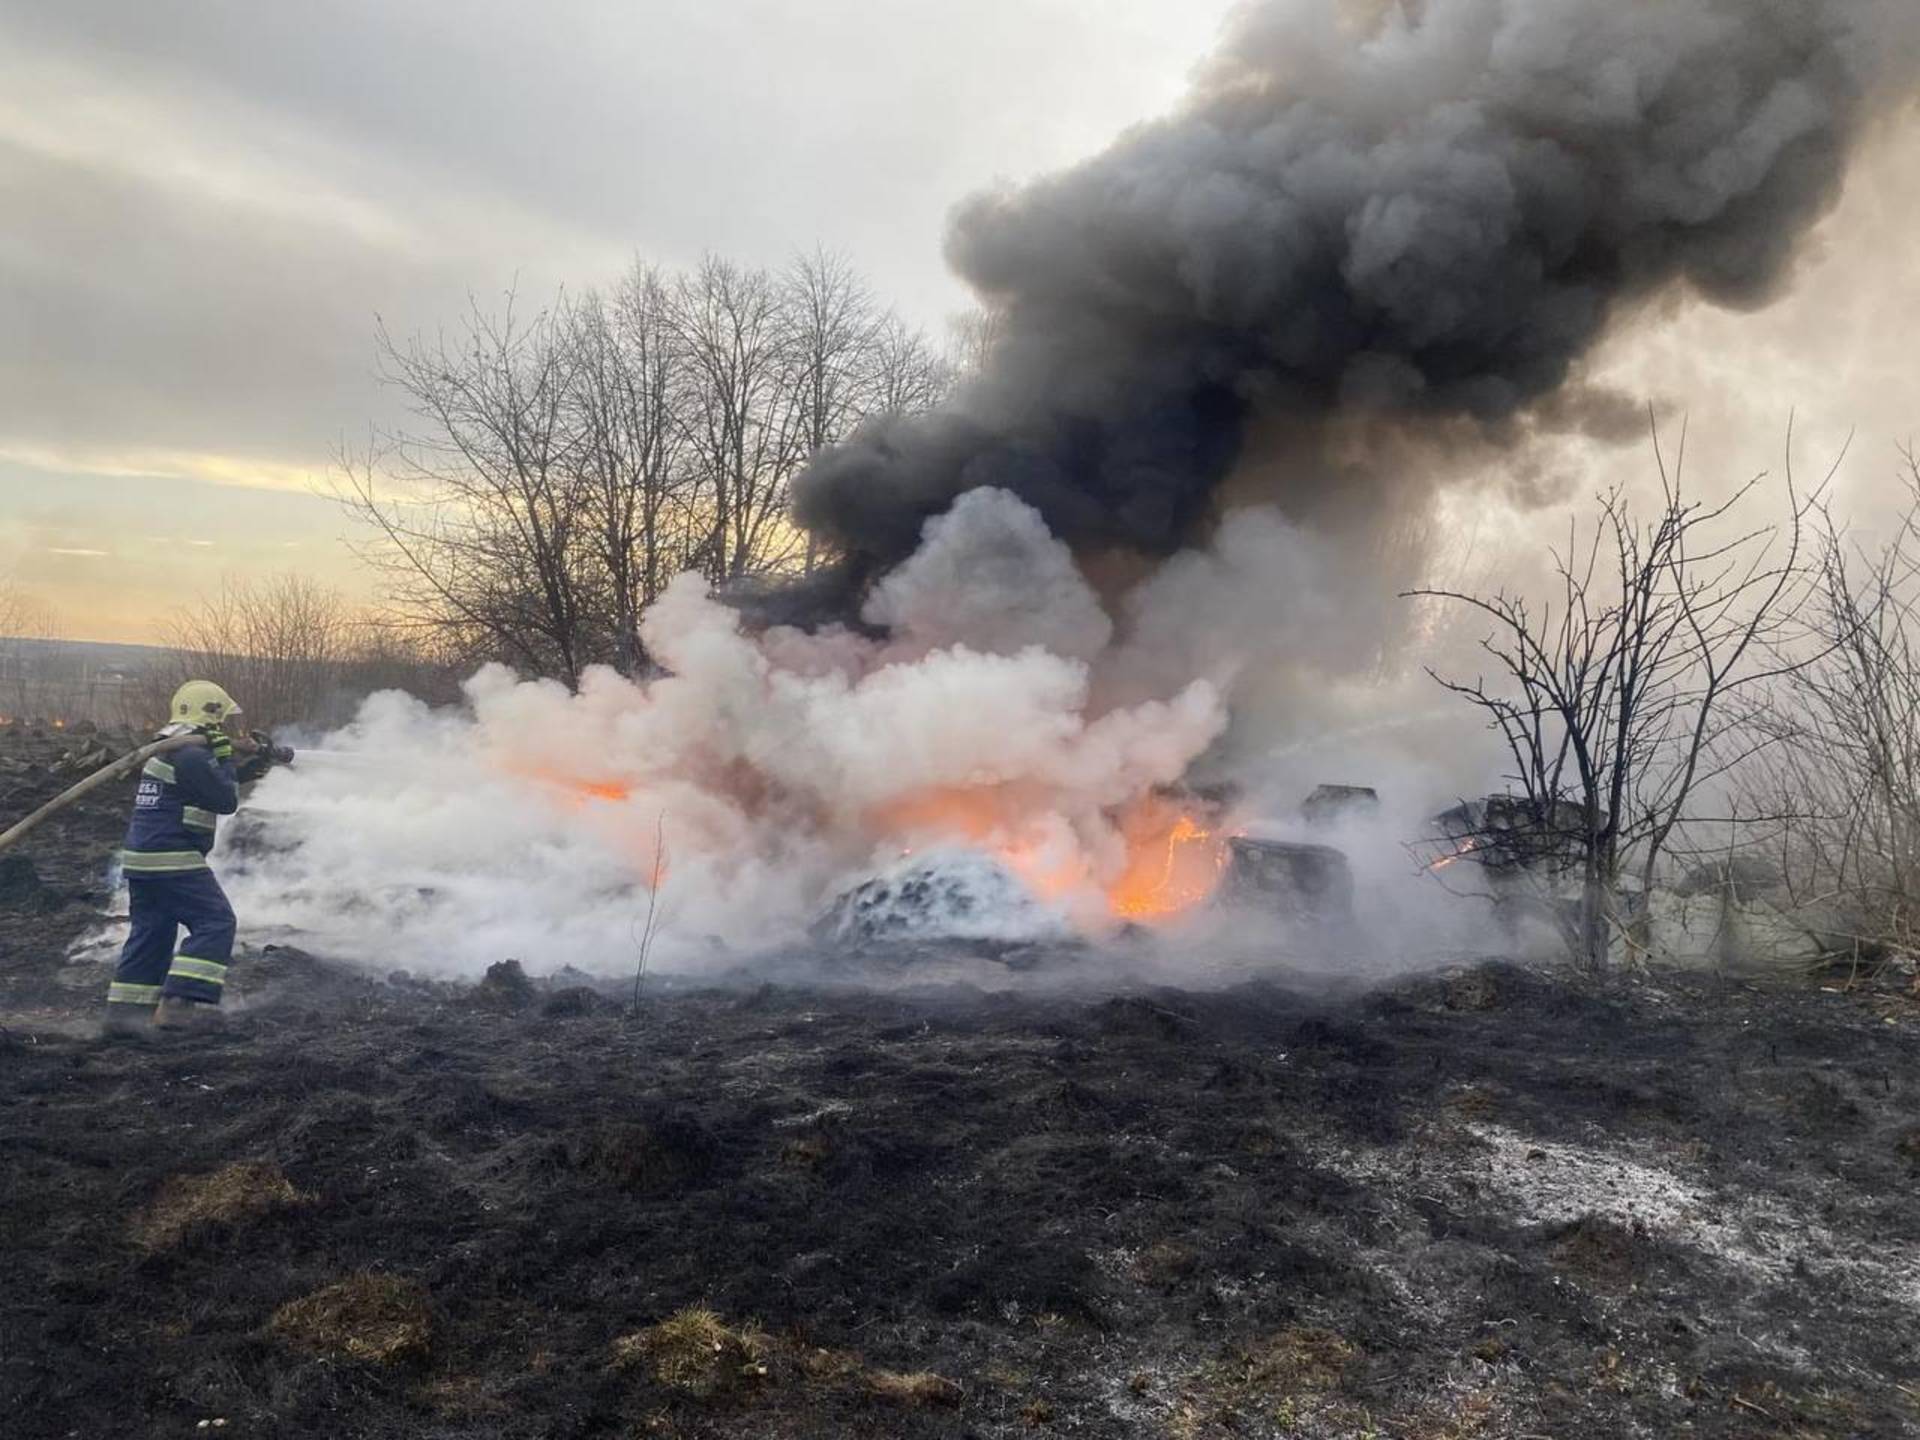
[249,730,295,767]
[249,731,288,764]
[202,728,235,763]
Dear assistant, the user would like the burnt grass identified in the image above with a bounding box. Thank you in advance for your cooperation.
[4,724,1920,1437]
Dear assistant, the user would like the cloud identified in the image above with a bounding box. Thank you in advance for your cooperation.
[47,547,109,558]
[0,2,1255,641]
[0,1,1241,478]
[0,444,322,495]
[0,462,374,643]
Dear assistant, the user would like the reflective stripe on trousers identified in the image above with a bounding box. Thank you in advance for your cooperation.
[120,849,209,875]
[168,955,228,987]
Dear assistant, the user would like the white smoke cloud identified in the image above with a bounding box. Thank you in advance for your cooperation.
[197,485,1533,984]
[1102,506,1343,703]
[221,492,1266,974]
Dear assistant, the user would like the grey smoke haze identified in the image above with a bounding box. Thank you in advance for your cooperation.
[796,0,1920,579]
[862,487,1115,662]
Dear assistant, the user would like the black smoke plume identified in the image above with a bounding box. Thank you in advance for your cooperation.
[794,0,1920,584]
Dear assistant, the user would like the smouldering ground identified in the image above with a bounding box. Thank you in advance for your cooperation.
[5,948,1920,1438]
[3,723,1920,1438]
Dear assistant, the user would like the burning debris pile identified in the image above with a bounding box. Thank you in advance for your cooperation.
[214,501,1269,970]
[1221,838,1354,924]
[813,850,1073,949]
[809,787,1363,953]
[1423,794,1847,975]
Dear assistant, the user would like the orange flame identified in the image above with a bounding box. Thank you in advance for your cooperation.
[875,787,1235,925]
[1107,808,1234,922]
[520,760,1237,928]
[507,762,632,808]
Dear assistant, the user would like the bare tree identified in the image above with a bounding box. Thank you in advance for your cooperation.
[667,257,808,582]
[566,269,697,672]
[339,292,596,685]
[1742,446,1920,964]
[869,313,954,421]
[783,248,883,463]
[338,250,951,684]
[1413,425,1819,970]
[778,249,952,572]
[948,305,1007,376]
[783,248,876,576]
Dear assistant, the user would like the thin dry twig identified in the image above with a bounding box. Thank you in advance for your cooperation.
[630,812,667,1017]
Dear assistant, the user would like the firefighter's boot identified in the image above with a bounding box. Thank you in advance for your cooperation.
[101,1001,155,1037]
[152,996,223,1031]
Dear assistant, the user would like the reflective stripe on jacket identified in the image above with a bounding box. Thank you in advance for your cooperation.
[122,739,239,874]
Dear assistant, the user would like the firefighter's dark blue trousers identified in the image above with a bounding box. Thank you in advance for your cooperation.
[108,871,237,1007]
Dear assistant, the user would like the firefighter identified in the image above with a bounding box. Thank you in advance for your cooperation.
[103,681,260,1033]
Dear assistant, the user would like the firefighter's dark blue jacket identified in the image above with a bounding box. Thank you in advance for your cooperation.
[122,736,239,875]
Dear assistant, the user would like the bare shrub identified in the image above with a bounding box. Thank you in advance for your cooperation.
[130,575,458,733]
[0,581,68,722]
[1743,446,1920,963]
[1414,425,1820,970]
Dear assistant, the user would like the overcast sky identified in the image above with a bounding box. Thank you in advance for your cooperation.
[2,0,1916,643]
[0,0,1241,640]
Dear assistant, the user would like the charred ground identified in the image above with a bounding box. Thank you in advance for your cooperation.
[3,723,1918,1438]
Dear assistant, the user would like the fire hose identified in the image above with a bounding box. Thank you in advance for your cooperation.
[0,732,294,860]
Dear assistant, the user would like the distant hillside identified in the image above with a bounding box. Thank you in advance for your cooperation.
[0,637,168,725]
[0,637,169,677]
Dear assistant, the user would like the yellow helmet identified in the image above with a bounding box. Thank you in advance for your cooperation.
[171,680,243,728]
